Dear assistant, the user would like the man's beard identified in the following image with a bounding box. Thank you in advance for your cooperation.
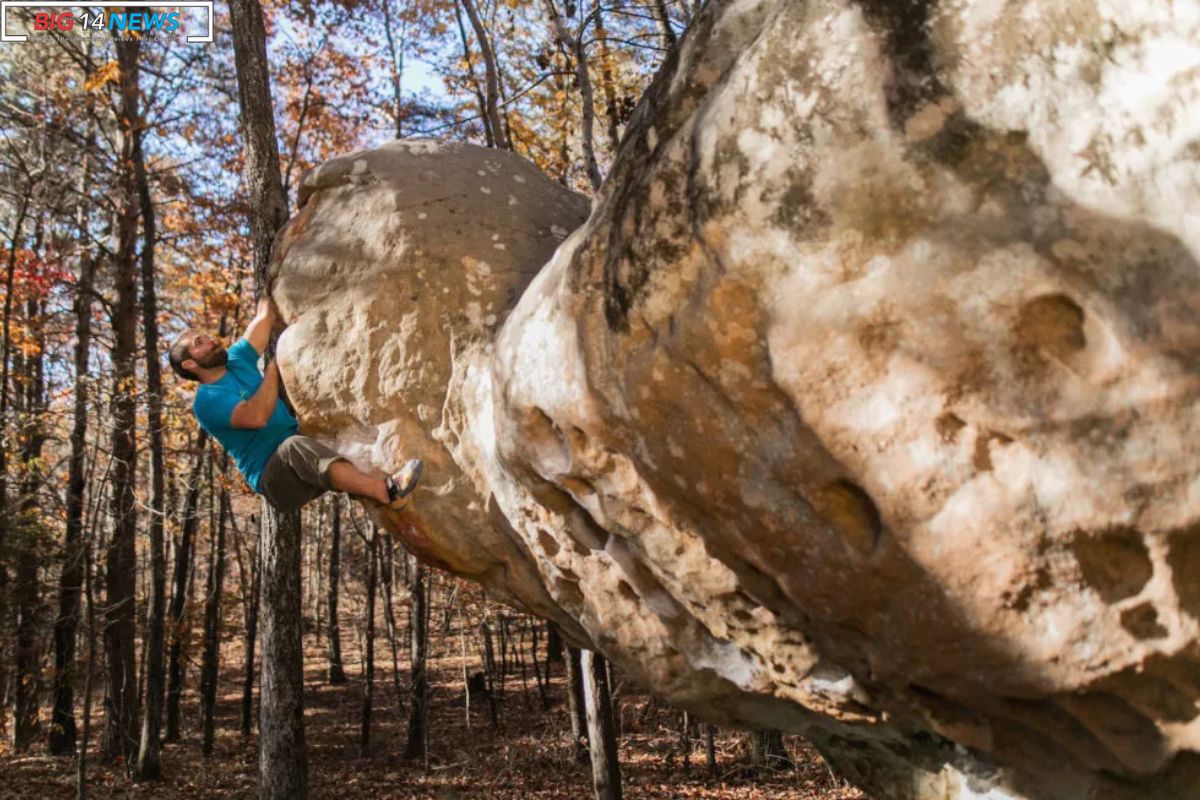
[194,345,228,369]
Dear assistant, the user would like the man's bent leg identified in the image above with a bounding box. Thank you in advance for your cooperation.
[261,435,412,510]
[260,435,347,512]
[326,461,390,505]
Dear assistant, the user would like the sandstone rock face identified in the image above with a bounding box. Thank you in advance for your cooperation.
[272,2,1200,798]
[269,140,591,637]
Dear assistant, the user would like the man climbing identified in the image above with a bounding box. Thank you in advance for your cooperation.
[168,296,422,513]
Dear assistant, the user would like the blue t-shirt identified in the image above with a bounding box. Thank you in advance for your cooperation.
[193,338,298,493]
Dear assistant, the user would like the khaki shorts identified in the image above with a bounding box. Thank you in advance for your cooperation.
[259,435,347,513]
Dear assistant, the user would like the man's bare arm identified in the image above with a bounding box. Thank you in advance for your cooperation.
[244,296,277,355]
[229,360,282,430]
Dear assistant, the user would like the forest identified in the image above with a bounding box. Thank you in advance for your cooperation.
[0,0,862,797]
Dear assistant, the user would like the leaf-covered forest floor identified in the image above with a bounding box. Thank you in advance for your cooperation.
[1,624,867,799]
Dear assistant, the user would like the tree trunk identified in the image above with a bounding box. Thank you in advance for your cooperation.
[541,0,602,189]
[104,30,143,764]
[13,288,47,752]
[403,559,428,760]
[381,535,403,713]
[582,650,622,800]
[242,518,261,736]
[360,532,377,756]
[256,502,306,799]
[530,620,548,709]
[652,0,677,48]
[680,711,690,771]
[452,0,494,147]
[77,539,98,800]
[546,622,563,671]
[705,723,716,770]
[0,192,32,702]
[480,619,499,726]
[749,728,791,769]
[311,502,323,646]
[459,0,510,149]
[593,6,622,153]
[382,0,407,139]
[326,494,346,684]
[49,79,98,755]
[201,457,231,755]
[228,0,305,793]
[166,432,208,741]
[135,109,167,780]
[565,644,589,762]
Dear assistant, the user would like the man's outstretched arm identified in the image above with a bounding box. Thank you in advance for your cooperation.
[243,296,278,355]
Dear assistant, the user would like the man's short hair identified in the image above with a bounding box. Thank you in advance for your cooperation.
[168,331,200,381]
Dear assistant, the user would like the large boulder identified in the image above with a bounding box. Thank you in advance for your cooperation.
[269,140,591,638]
[271,0,1200,797]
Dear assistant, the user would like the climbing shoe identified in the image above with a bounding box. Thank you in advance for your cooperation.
[385,458,423,508]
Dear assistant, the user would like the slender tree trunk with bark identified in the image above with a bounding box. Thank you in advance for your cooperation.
[705,723,716,770]
[565,644,589,762]
[50,82,98,756]
[135,112,167,780]
[13,289,47,752]
[381,535,403,712]
[404,560,428,760]
[104,30,143,764]
[229,0,305,794]
[749,728,791,769]
[0,192,32,686]
[452,1,494,147]
[382,0,407,138]
[593,7,622,153]
[480,619,498,726]
[546,622,563,671]
[360,532,377,756]
[326,494,346,684]
[242,518,261,736]
[652,0,677,48]
[541,0,602,189]
[77,539,97,800]
[680,711,691,771]
[459,0,510,149]
[200,458,230,755]
[167,432,208,741]
[582,650,622,800]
